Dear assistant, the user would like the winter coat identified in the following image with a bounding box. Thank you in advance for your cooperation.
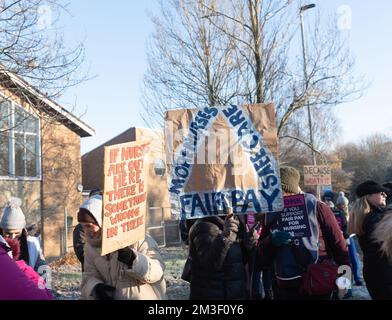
[26,235,46,272]
[15,260,54,298]
[81,234,166,300]
[0,240,54,300]
[188,216,249,300]
[358,207,392,299]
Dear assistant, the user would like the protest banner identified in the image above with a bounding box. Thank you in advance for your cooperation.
[304,165,332,186]
[277,194,311,238]
[165,103,284,219]
[101,140,149,255]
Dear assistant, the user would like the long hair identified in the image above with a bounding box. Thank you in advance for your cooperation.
[371,211,392,264]
[19,229,30,264]
[348,197,371,235]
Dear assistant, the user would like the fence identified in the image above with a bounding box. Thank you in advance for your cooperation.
[146,207,166,247]
[146,207,182,247]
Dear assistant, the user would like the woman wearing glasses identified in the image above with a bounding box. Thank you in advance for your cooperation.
[349,180,392,299]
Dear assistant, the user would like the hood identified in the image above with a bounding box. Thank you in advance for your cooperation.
[80,195,103,228]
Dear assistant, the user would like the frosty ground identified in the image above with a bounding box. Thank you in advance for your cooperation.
[49,245,370,300]
[49,245,190,300]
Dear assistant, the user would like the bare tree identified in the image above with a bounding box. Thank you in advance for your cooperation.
[142,0,243,126]
[142,0,365,159]
[0,0,87,128]
[335,134,392,197]
[0,1,86,95]
[0,1,88,180]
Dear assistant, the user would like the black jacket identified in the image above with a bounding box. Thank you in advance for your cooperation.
[188,216,249,300]
[358,206,392,300]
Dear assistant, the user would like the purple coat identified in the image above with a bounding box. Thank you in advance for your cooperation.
[0,243,54,300]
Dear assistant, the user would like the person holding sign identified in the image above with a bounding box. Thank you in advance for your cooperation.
[79,195,166,300]
[187,204,259,300]
[73,188,102,272]
[257,166,350,300]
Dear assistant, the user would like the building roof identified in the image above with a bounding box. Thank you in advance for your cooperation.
[0,67,95,138]
[83,126,162,156]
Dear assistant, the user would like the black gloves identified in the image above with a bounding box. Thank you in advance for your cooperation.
[94,283,115,300]
[117,246,136,267]
[270,230,293,247]
[222,215,239,242]
[244,227,259,251]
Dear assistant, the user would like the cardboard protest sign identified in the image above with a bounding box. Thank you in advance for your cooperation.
[304,165,331,186]
[101,141,149,256]
[277,194,311,238]
[165,103,284,219]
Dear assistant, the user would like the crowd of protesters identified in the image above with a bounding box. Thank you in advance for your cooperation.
[180,167,392,301]
[1,166,392,300]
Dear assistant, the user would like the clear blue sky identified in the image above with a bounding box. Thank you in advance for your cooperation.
[59,1,392,154]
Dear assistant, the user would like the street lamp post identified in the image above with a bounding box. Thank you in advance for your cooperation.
[300,3,319,198]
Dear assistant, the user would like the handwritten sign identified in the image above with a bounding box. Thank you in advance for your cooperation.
[304,165,331,186]
[165,104,284,219]
[101,141,149,255]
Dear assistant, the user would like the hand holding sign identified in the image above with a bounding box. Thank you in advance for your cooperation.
[244,225,259,250]
[117,246,136,267]
[222,197,238,242]
[270,230,293,247]
[222,215,239,243]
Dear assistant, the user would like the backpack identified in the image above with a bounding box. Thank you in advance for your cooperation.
[274,193,339,295]
[274,193,320,282]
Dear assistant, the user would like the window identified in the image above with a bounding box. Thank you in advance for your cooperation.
[0,99,11,176]
[0,98,40,179]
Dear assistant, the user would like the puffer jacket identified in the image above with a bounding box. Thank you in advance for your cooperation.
[358,206,392,299]
[0,237,54,300]
[81,234,166,300]
[188,216,248,300]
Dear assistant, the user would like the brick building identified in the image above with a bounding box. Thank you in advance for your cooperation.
[0,68,95,259]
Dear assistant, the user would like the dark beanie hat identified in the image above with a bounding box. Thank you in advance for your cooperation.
[383,182,392,190]
[280,166,300,194]
[355,180,389,198]
[77,208,99,226]
[322,190,335,202]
